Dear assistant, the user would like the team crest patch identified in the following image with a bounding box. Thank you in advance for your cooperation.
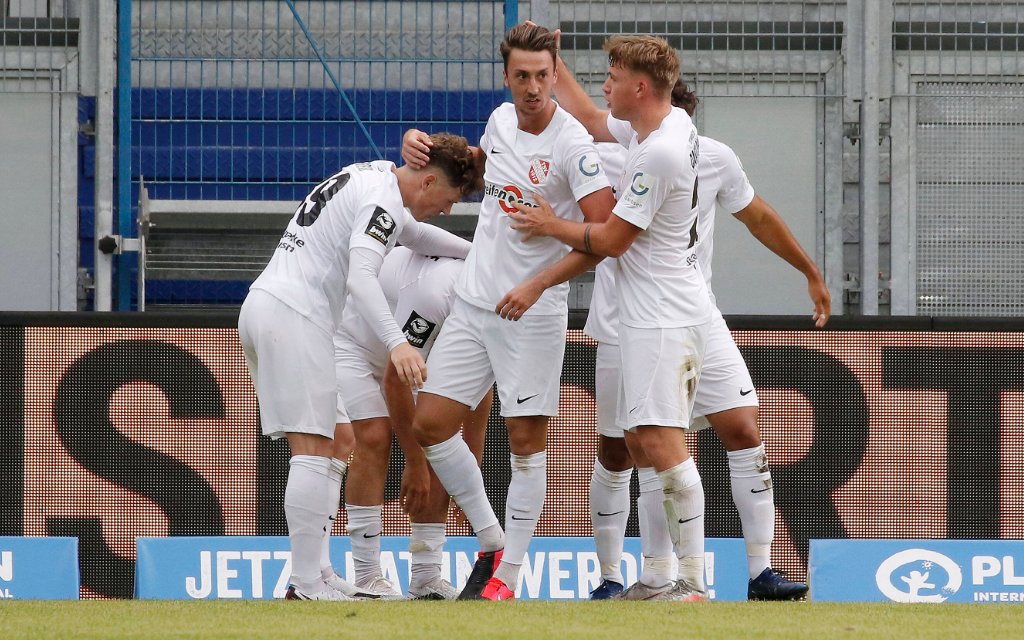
[364,206,396,246]
[528,158,551,185]
[402,311,437,348]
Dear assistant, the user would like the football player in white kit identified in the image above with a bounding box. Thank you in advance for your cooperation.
[509,35,713,601]
[334,246,493,599]
[400,23,616,600]
[555,71,831,600]
[238,133,482,601]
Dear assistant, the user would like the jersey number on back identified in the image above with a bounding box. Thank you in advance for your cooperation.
[295,171,352,226]
[687,175,699,249]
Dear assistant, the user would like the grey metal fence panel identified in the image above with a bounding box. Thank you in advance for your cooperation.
[890,1,1024,316]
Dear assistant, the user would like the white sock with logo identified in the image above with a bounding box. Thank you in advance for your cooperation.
[320,457,348,579]
[409,522,447,591]
[423,434,503,551]
[345,503,383,587]
[493,451,547,589]
[636,467,674,589]
[659,457,706,591]
[284,455,332,591]
[728,444,775,579]
[590,459,632,585]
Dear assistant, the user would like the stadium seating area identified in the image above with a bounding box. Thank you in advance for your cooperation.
[79,88,504,307]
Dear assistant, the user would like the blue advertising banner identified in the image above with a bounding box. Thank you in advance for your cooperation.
[136,536,747,600]
[811,539,1024,603]
[0,537,79,600]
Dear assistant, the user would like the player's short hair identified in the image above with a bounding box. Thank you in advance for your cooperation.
[424,132,484,196]
[499,23,558,69]
[603,35,680,97]
[671,79,699,116]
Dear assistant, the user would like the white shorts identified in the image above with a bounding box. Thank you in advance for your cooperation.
[334,331,389,422]
[421,298,567,417]
[620,323,708,430]
[690,307,759,430]
[238,290,337,439]
[594,342,626,437]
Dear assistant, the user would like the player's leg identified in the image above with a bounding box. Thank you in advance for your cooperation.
[333,337,398,597]
[480,310,567,601]
[486,414,548,600]
[624,429,676,595]
[319,420,356,592]
[239,291,348,601]
[414,300,504,580]
[406,390,494,600]
[589,342,632,599]
[621,324,708,601]
[345,416,403,598]
[694,309,806,600]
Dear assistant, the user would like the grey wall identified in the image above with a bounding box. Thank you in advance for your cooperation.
[0,93,59,311]
[700,96,820,317]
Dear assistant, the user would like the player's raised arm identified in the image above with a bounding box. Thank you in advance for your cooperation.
[733,195,832,327]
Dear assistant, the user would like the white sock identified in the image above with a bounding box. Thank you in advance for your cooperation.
[590,459,631,584]
[493,451,547,588]
[728,444,775,579]
[346,503,382,586]
[409,522,446,590]
[285,455,332,591]
[320,458,347,579]
[636,467,673,589]
[659,458,705,591]
[423,434,503,551]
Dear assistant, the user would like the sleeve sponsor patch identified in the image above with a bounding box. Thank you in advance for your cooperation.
[364,206,397,246]
[622,172,655,208]
[401,311,437,348]
[577,153,600,177]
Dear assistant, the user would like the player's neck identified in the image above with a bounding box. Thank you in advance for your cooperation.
[516,100,557,136]
[631,101,673,143]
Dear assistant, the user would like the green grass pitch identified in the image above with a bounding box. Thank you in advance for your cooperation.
[1,601,1023,639]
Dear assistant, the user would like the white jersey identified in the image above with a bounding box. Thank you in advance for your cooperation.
[692,136,756,305]
[583,144,628,345]
[337,246,462,361]
[250,161,411,335]
[607,108,711,329]
[457,102,610,316]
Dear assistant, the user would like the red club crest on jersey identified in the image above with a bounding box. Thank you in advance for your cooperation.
[529,159,551,185]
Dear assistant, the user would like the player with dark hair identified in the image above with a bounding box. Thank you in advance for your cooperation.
[401,22,616,600]
[239,133,481,601]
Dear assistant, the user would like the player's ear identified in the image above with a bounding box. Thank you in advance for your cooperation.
[422,172,437,190]
[502,68,510,88]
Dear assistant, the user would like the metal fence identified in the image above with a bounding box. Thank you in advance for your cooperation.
[4,1,1022,314]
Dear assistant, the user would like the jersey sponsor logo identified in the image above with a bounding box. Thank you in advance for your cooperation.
[622,172,654,209]
[485,181,536,214]
[578,153,600,177]
[529,158,551,185]
[402,311,437,348]
[364,206,396,246]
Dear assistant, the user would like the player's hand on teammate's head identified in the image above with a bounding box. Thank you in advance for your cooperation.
[508,193,556,240]
[523,20,561,56]
[401,128,433,169]
[390,342,428,389]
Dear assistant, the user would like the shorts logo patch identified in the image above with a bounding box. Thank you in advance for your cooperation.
[402,311,437,348]
[578,153,600,177]
[528,158,551,185]
[364,206,396,246]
